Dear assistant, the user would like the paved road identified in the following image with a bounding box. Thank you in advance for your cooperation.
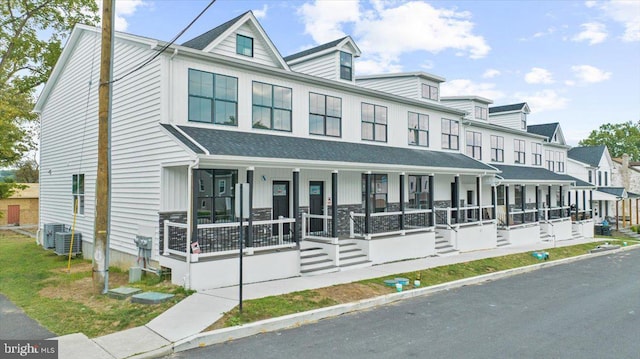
[0,294,55,340]
[167,248,640,359]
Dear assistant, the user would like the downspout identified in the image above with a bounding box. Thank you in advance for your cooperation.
[185,156,200,290]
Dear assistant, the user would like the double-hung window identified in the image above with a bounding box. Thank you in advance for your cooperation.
[339,51,352,81]
[490,135,504,162]
[188,69,238,125]
[362,174,388,213]
[361,103,387,142]
[309,93,341,137]
[236,34,253,57]
[252,81,292,131]
[408,175,430,209]
[408,112,429,147]
[421,84,438,100]
[532,143,542,166]
[556,152,565,172]
[474,106,488,120]
[497,185,505,205]
[441,119,459,150]
[72,174,85,214]
[514,139,526,164]
[466,131,482,160]
[546,149,554,171]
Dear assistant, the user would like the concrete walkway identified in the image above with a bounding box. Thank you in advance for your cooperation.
[49,237,621,358]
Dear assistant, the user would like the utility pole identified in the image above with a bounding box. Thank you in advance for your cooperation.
[94,0,114,294]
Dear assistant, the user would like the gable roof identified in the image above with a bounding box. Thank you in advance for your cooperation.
[284,36,361,63]
[596,187,627,198]
[489,102,529,114]
[163,125,497,174]
[181,12,248,50]
[527,123,559,141]
[567,145,606,167]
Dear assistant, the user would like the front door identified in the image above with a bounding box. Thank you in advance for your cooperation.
[309,181,324,233]
[272,181,290,235]
[7,205,19,225]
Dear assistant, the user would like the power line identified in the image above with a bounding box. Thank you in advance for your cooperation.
[106,0,216,85]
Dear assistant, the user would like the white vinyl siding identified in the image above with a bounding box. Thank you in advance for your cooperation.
[488,112,525,131]
[356,77,419,99]
[212,23,281,68]
[288,52,337,80]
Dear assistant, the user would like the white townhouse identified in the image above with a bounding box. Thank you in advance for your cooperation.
[35,11,590,291]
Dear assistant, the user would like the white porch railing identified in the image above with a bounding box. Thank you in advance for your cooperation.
[163,217,297,259]
[301,213,337,243]
[349,209,433,239]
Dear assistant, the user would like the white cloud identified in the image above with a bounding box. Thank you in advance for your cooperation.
[298,0,490,73]
[515,90,569,113]
[482,69,501,78]
[525,67,554,84]
[588,1,640,42]
[571,64,612,83]
[97,0,147,31]
[440,79,505,101]
[253,4,269,19]
[572,22,608,44]
[356,58,403,75]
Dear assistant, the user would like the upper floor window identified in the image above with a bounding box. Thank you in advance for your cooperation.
[546,149,554,171]
[188,69,238,125]
[236,34,253,57]
[532,143,542,166]
[408,112,429,147]
[598,171,602,186]
[490,135,504,162]
[72,174,85,214]
[514,139,526,164]
[521,113,527,130]
[309,93,341,137]
[555,152,565,172]
[421,84,439,101]
[252,81,292,132]
[362,174,388,213]
[588,170,593,184]
[466,131,482,160]
[339,52,352,81]
[361,103,387,142]
[441,118,459,150]
[474,106,488,120]
[604,171,608,186]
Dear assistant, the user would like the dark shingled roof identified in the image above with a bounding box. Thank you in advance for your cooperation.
[284,37,349,62]
[492,164,591,186]
[596,187,626,197]
[567,145,606,167]
[489,102,527,114]
[161,125,205,154]
[527,123,559,141]
[165,125,497,172]
[181,11,249,50]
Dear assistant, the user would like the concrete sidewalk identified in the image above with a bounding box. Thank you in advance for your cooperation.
[51,237,625,359]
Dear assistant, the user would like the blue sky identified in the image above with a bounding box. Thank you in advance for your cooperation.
[111,0,640,145]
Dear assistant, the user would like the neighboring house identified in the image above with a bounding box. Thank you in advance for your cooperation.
[0,184,39,226]
[612,154,640,225]
[35,11,592,291]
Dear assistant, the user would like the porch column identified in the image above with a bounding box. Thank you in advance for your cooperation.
[590,190,593,219]
[428,175,435,227]
[399,173,405,231]
[547,185,552,220]
[454,175,460,224]
[491,185,496,220]
[476,176,481,221]
[365,172,371,235]
[575,190,579,220]
[246,168,254,247]
[535,185,540,222]
[505,185,510,227]
[559,186,564,217]
[568,191,572,218]
[582,190,587,221]
[332,171,338,238]
[521,185,526,224]
[293,169,300,246]
[616,200,619,231]
[190,168,199,248]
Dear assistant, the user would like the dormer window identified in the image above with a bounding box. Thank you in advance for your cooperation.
[521,113,527,129]
[421,84,438,100]
[236,34,253,57]
[339,51,352,80]
[474,106,488,120]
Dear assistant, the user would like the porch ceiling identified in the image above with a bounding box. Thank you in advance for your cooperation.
[162,124,498,174]
[492,164,591,187]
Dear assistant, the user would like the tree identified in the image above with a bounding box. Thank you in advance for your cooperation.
[14,158,39,183]
[0,0,98,198]
[579,121,640,161]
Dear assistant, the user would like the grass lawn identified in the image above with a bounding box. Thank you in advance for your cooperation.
[0,230,192,338]
[209,236,638,330]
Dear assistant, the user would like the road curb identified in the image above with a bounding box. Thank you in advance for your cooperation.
[171,244,639,354]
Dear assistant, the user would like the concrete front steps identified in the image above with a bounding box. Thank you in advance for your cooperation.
[618,227,640,239]
[300,240,372,276]
[496,232,510,247]
[435,231,458,256]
